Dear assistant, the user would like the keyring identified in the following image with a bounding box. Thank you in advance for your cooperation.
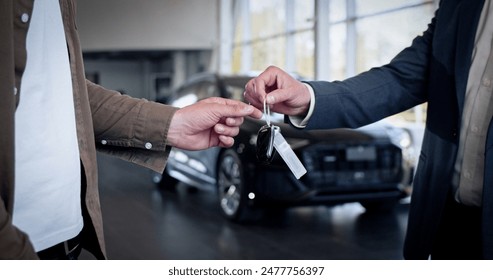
[263,98,271,126]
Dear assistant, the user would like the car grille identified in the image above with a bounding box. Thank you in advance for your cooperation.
[302,143,402,189]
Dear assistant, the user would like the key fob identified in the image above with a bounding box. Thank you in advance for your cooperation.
[256,124,277,164]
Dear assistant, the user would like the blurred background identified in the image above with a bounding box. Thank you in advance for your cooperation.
[77,0,437,260]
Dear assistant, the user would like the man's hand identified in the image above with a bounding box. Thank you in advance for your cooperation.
[243,66,311,117]
[167,97,262,150]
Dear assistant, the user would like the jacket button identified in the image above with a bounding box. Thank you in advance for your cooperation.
[145,142,152,149]
[101,140,108,145]
[21,13,29,23]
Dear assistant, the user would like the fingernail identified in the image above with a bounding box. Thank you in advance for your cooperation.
[267,95,275,104]
[216,125,225,132]
[243,105,253,113]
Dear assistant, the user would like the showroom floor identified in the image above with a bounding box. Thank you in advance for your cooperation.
[80,154,410,260]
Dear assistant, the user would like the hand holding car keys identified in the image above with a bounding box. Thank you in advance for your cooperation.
[256,99,307,179]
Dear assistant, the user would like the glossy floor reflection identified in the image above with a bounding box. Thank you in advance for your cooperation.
[85,154,409,260]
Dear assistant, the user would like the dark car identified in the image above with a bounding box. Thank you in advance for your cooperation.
[152,73,415,222]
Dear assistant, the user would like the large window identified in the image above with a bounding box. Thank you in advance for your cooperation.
[231,0,437,123]
[232,0,315,78]
[355,1,436,73]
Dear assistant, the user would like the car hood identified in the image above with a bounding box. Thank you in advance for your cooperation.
[244,117,394,150]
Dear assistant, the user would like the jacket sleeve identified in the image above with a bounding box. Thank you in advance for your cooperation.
[303,13,436,130]
[0,0,38,260]
[0,200,38,259]
[86,80,179,173]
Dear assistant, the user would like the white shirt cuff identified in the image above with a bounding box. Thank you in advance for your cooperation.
[288,83,315,128]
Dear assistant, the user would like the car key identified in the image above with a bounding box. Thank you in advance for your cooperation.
[256,99,307,179]
[256,123,277,164]
[256,99,277,163]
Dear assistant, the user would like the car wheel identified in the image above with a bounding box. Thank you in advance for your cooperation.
[217,149,260,222]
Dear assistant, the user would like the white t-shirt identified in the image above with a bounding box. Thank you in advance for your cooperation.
[13,0,83,252]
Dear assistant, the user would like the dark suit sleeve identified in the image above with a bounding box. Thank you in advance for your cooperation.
[303,13,436,130]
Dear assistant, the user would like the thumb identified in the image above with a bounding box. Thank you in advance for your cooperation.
[213,102,256,118]
[200,97,262,119]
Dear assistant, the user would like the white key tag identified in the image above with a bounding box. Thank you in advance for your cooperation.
[272,126,307,179]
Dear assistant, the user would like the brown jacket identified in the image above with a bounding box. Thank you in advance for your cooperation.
[0,0,177,259]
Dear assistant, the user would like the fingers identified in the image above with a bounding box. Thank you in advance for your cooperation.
[214,117,244,148]
[224,116,244,127]
[245,77,267,105]
[243,65,292,108]
[214,123,240,137]
[244,66,312,116]
[217,135,234,148]
[244,74,269,107]
[203,98,262,120]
